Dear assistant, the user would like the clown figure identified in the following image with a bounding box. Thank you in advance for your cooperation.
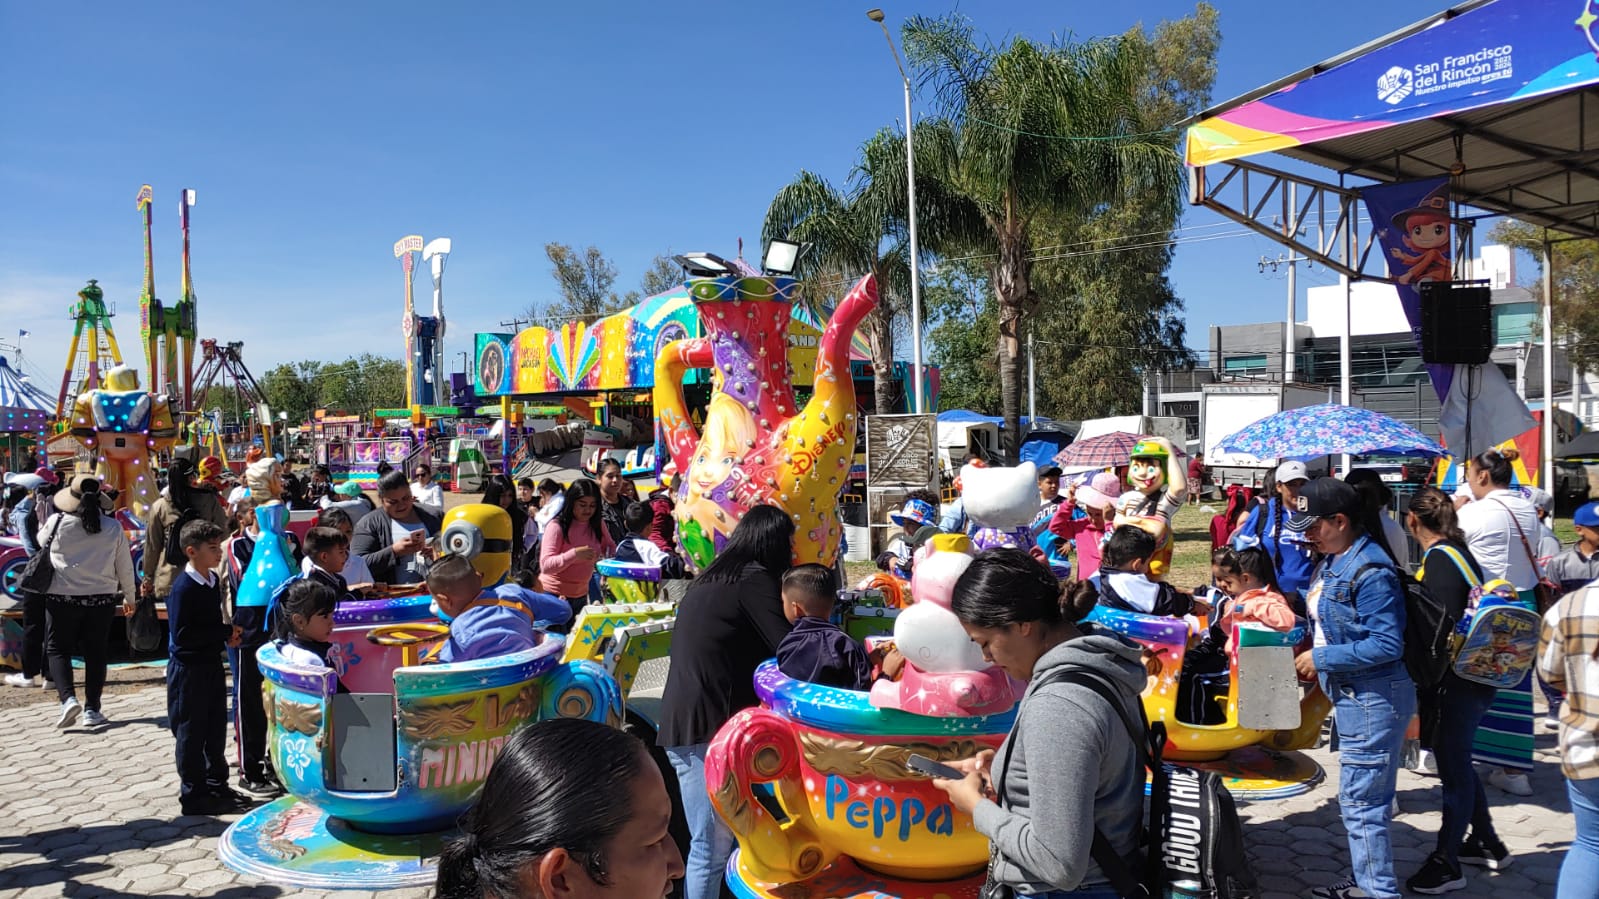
[1114,437,1186,580]
[68,365,177,519]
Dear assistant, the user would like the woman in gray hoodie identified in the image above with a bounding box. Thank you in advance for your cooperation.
[933,547,1147,898]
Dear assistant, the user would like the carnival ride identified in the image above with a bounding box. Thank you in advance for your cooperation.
[218,504,625,888]
[136,185,199,408]
[394,235,450,419]
[190,339,272,467]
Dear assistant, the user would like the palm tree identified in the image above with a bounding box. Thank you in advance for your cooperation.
[763,129,914,416]
[904,14,1182,454]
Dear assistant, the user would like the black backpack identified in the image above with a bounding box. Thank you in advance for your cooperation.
[1034,670,1259,899]
[162,506,201,567]
[1351,562,1454,690]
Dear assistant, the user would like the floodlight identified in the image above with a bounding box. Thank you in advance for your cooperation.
[867,8,885,21]
[673,252,736,277]
[763,238,804,276]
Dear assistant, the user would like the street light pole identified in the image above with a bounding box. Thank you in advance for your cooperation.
[868,8,924,414]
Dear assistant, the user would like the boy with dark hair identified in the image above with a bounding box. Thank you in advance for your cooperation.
[167,519,244,815]
[776,564,898,690]
[302,526,359,603]
[1093,524,1201,617]
[307,506,375,591]
[425,554,537,663]
[614,501,686,579]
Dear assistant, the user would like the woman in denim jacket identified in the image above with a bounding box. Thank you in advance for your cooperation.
[1290,478,1413,899]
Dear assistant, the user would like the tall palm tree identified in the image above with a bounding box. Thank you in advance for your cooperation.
[904,14,1182,454]
[763,129,914,416]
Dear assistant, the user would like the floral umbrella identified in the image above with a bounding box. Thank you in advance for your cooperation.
[1214,403,1446,461]
[1053,432,1185,469]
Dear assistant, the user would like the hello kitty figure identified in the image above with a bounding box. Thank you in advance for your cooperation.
[961,462,1043,553]
[870,533,1023,718]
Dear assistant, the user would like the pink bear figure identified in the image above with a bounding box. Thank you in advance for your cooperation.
[869,534,1024,718]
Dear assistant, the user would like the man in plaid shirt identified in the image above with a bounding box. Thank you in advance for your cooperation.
[1538,578,1599,893]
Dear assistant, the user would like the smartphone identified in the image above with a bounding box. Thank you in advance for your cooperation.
[906,753,965,780]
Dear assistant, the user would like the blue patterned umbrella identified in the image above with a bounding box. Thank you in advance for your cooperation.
[1214,403,1446,460]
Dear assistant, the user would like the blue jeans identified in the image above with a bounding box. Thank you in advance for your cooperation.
[1330,675,1415,899]
[667,743,734,899]
[1560,776,1599,898]
[1432,677,1500,862]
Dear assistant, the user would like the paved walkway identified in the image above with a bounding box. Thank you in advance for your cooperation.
[0,681,1575,898]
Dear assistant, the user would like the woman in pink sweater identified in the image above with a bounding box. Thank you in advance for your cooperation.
[538,480,614,627]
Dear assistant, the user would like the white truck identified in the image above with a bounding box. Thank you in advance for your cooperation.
[1201,384,1331,488]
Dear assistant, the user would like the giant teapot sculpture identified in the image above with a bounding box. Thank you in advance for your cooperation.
[655,274,876,571]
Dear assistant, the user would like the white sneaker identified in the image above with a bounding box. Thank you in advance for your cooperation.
[3,672,39,688]
[56,696,81,729]
[1488,769,1533,797]
[82,709,108,727]
[1310,878,1372,898]
[1544,714,1562,731]
[1411,748,1438,774]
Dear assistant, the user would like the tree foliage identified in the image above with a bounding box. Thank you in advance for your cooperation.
[243,355,407,421]
[533,243,628,325]
[1488,220,1599,371]
[635,253,684,299]
[763,128,922,414]
[926,262,1000,414]
[908,4,1215,422]
[902,11,1190,452]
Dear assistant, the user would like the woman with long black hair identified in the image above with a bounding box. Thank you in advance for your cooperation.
[434,717,684,899]
[141,458,229,605]
[932,548,1145,898]
[538,479,614,625]
[41,475,137,729]
[481,473,530,571]
[657,505,796,899]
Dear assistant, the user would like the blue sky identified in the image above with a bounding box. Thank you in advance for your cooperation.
[0,1,1440,390]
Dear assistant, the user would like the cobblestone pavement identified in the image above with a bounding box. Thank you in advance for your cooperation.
[0,682,1574,897]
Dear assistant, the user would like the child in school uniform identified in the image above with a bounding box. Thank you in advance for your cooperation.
[613,501,687,579]
[272,579,348,692]
[427,554,538,664]
[166,519,244,815]
[302,506,375,593]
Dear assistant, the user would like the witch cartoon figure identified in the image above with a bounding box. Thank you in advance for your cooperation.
[1388,182,1453,286]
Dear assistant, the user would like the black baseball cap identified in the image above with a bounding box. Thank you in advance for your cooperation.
[1284,478,1361,532]
[1039,465,1063,478]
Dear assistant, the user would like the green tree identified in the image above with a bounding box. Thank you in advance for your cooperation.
[925,263,1000,413]
[637,253,684,298]
[317,354,406,415]
[904,13,1184,453]
[1488,220,1599,372]
[260,361,324,425]
[1025,7,1217,417]
[763,128,920,415]
[532,243,627,325]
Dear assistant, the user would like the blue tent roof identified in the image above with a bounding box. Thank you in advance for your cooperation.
[937,410,1044,430]
[0,356,52,413]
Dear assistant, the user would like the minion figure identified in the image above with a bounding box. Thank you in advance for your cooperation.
[435,504,571,625]
[69,365,178,519]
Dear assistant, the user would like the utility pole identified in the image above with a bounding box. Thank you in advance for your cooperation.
[1260,196,1311,385]
[499,317,529,333]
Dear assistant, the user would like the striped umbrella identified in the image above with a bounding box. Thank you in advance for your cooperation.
[1053,432,1152,469]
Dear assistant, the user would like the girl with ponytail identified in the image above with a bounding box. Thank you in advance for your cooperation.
[930,548,1146,897]
[434,717,683,899]
[1232,462,1317,612]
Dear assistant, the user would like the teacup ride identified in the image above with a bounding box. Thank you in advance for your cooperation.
[1087,605,1332,800]
[218,592,624,889]
[597,557,663,604]
[708,660,1016,899]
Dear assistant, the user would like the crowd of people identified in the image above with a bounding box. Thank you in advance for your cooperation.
[6,442,1599,899]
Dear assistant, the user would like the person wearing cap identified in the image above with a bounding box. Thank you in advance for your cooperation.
[38,474,138,730]
[1232,461,1317,609]
[878,493,940,579]
[1048,471,1120,580]
[1289,478,1413,899]
[3,467,60,690]
[1525,486,1564,566]
[1550,502,1599,600]
[1032,465,1064,529]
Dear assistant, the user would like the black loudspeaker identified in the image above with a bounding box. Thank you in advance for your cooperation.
[1420,281,1492,365]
